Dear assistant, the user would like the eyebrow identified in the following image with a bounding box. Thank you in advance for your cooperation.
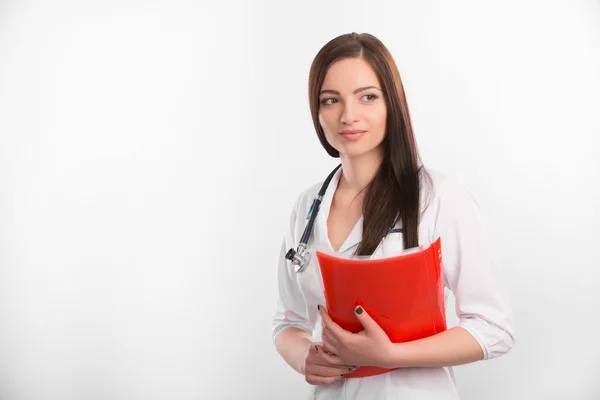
[319,86,382,96]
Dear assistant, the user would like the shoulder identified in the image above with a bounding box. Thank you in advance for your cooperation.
[419,167,485,238]
[420,167,479,211]
[287,179,324,221]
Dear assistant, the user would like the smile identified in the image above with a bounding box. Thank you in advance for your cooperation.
[340,131,366,140]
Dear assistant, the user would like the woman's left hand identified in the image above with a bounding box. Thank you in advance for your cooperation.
[318,304,395,368]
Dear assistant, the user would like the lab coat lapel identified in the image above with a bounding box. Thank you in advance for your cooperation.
[315,166,364,253]
[338,215,363,253]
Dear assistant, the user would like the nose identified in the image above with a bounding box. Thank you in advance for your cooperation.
[340,101,358,124]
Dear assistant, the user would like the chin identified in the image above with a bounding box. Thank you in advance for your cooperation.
[337,145,377,159]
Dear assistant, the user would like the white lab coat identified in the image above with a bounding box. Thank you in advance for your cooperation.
[272,166,515,400]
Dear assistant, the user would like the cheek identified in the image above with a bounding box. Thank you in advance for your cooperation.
[319,111,338,140]
[318,111,333,132]
[373,106,387,129]
[368,107,387,139]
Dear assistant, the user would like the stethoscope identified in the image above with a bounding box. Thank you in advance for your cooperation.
[285,163,403,273]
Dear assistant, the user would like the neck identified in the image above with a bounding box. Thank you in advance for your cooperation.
[338,147,384,194]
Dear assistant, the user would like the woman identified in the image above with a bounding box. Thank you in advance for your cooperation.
[271,32,515,399]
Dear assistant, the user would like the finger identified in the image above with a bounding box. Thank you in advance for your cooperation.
[313,342,334,358]
[305,363,357,377]
[321,330,341,355]
[312,342,335,356]
[304,364,357,386]
[319,304,342,331]
[314,344,357,369]
[305,373,344,386]
[319,305,349,346]
[315,359,358,374]
[354,305,376,332]
[312,341,338,358]
[310,343,320,354]
[321,338,339,357]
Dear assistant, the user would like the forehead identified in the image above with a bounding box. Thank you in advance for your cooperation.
[321,58,380,91]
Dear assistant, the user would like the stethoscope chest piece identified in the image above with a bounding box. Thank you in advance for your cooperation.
[285,245,312,273]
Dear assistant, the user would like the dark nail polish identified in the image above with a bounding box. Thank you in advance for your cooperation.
[356,306,363,314]
[317,305,320,311]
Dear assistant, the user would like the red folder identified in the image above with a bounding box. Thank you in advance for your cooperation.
[315,237,446,378]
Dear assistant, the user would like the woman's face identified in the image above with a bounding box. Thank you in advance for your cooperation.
[318,57,387,159]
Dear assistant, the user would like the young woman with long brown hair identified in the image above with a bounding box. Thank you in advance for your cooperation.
[272,32,515,399]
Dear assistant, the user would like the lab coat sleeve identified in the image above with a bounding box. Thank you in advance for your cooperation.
[432,178,515,360]
[271,195,314,349]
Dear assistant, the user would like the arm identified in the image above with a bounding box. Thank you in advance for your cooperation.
[386,326,483,368]
[272,195,315,374]
[275,327,312,374]
[386,178,515,368]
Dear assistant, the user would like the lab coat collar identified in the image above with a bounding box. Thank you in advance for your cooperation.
[315,166,364,253]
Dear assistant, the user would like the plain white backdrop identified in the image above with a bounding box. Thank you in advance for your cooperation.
[0,1,598,399]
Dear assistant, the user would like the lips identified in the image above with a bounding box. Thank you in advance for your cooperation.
[339,129,366,140]
[339,129,366,134]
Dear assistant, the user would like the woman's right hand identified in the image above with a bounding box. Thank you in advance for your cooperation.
[302,342,359,385]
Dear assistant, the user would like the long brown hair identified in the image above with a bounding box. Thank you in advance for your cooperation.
[308,32,431,255]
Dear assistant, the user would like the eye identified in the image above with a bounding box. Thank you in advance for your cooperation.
[362,94,378,101]
[320,98,337,106]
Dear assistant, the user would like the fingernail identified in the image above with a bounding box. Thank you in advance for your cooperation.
[317,305,320,311]
[356,306,363,315]
[315,345,318,352]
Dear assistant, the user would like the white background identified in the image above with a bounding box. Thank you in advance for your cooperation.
[0,1,598,399]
